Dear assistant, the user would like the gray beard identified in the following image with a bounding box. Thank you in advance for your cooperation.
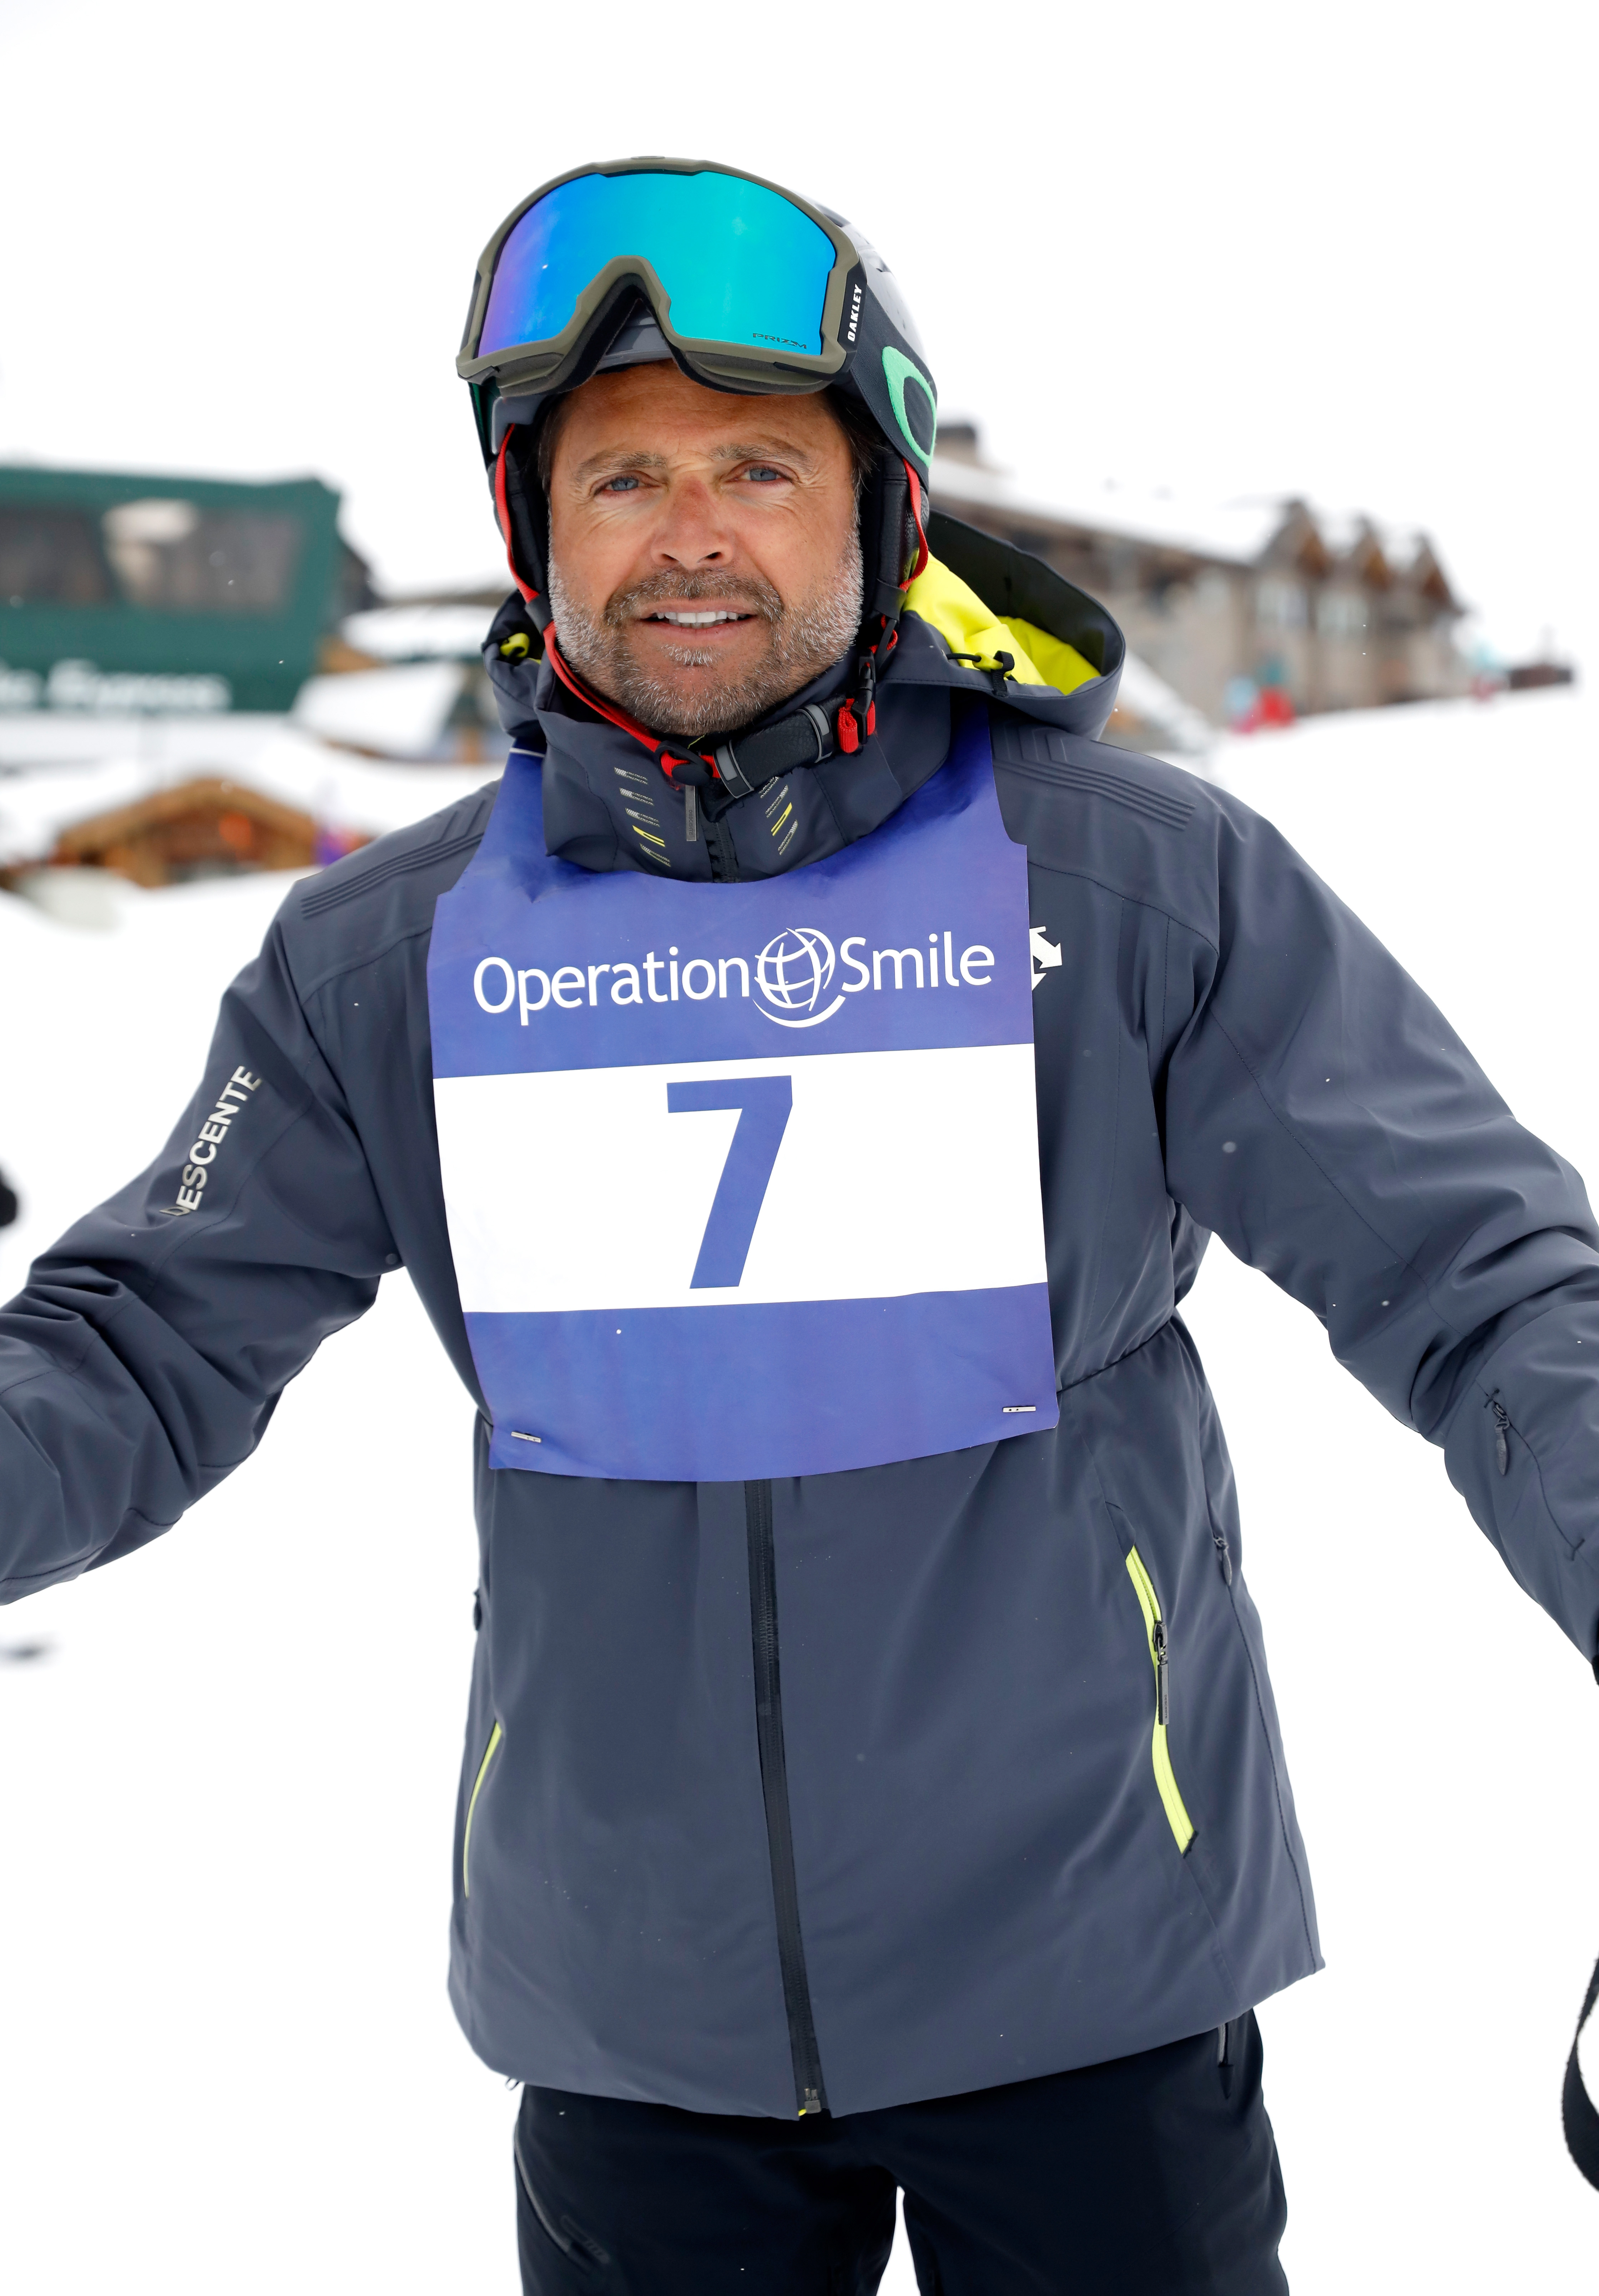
[546,538,863,744]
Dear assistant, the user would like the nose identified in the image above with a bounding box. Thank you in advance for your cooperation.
[651,474,733,572]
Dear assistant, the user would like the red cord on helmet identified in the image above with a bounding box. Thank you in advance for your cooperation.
[544,633,654,745]
[902,459,930,586]
[494,428,540,606]
[544,633,715,781]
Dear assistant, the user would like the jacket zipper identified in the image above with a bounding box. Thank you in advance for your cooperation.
[462,1720,502,1899]
[1124,1548,1196,1853]
[703,811,741,881]
[744,1478,827,2116]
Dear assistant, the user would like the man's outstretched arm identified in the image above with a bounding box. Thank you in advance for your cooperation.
[1163,791,1599,1663]
[0,913,397,1601]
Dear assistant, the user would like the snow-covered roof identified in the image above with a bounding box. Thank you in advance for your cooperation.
[929,447,1452,593]
[1312,508,1433,578]
[342,601,495,663]
[291,661,471,759]
[930,454,1291,565]
[0,716,498,869]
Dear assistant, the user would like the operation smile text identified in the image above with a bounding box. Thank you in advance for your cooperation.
[471,926,1000,1030]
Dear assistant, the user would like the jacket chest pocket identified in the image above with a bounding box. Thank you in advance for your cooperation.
[1123,1548,1196,1854]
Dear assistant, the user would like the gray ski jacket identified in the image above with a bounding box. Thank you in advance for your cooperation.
[4,517,1598,2120]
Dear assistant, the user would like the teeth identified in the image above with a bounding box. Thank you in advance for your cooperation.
[652,609,742,626]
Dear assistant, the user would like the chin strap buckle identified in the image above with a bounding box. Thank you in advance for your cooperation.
[713,702,833,796]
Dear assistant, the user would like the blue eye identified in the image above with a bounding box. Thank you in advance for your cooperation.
[745,465,785,483]
[599,474,641,493]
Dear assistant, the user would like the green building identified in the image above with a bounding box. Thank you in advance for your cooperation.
[0,464,373,715]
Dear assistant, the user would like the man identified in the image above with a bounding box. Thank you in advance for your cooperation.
[3,160,1597,2292]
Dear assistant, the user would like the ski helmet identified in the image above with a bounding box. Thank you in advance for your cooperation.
[456,159,937,706]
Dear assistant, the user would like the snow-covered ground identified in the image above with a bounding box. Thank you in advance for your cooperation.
[1,686,1595,2291]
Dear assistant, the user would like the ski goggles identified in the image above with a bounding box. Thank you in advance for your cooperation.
[456,161,862,399]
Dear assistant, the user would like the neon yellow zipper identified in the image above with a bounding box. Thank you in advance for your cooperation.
[1124,1549,1196,1853]
[463,1721,503,1899]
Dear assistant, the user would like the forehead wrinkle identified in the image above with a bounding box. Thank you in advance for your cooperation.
[568,434,823,484]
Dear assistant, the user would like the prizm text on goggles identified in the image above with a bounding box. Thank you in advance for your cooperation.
[456,161,868,400]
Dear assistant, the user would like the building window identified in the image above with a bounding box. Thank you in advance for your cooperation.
[1256,576,1306,629]
[101,499,303,613]
[1,499,304,614]
[0,507,114,606]
[1317,588,1367,636]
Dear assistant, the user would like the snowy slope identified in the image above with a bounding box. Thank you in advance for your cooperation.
[1,691,1595,2292]
[0,871,519,2291]
[1183,684,1599,2290]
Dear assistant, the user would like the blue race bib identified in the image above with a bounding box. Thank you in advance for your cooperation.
[427,708,1058,1481]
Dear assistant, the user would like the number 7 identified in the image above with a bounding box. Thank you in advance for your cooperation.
[666,1075,793,1289]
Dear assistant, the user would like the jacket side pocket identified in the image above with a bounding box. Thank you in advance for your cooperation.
[1124,1548,1196,1853]
[463,1721,502,1899]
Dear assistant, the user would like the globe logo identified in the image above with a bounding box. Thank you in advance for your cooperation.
[754,927,844,1028]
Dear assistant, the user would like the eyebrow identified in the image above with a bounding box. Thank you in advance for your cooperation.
[570,438,819,483]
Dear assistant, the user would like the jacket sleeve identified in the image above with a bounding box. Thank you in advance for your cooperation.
[0,915,396,1602]
[1161,792,1599,1664]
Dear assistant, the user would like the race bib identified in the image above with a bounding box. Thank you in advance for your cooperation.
[427,709,1058,1481]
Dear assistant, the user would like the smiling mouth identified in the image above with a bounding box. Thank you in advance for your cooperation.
[641,608,757,628]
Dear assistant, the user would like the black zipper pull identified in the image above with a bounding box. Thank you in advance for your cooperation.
[1153,1618,1170,1725]
[1212,1527,1234,1587]
[1488,1394,1510,1476]
[684,785,697,843]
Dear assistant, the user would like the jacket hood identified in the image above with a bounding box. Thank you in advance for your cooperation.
[482,512,1126,883]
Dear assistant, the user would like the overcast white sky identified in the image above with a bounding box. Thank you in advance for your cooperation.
[0,0,1592,662]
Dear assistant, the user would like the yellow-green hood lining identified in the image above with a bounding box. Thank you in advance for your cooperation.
[902,554,1101,701]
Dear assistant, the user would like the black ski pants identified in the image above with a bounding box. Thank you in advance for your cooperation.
[513,2013,1288,2294]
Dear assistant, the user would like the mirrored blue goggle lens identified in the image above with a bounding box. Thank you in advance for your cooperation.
[478,171,838,362]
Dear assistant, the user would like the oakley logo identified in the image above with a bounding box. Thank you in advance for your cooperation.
[881,347,936,464]
[847,284,863,345]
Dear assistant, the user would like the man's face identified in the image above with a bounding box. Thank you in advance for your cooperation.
[544,362,863,744]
